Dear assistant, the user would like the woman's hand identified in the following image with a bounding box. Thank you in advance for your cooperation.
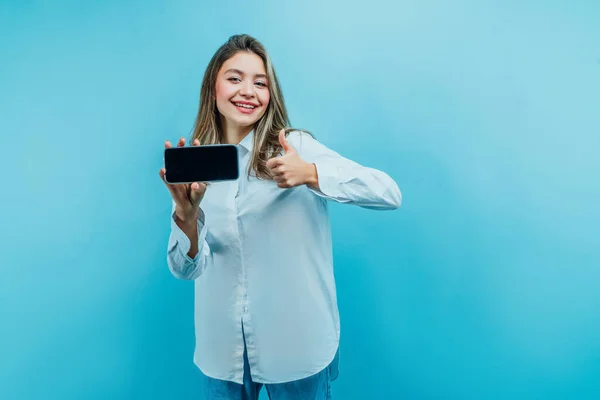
[266,129,319,189]
[159,137,208,222]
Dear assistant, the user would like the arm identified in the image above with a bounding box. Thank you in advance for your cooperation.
[293,131,402,210]
[166,200,211,280]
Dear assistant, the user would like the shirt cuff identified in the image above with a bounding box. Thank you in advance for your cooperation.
[307,162,344,201]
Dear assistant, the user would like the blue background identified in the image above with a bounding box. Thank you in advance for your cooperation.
[1,0,599,399]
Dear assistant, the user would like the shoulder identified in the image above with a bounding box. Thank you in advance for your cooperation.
[285,129,318,149]
[286,128,314,140]
[283,128,337,162]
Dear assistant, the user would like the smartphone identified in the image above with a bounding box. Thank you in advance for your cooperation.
[164,144,239,184]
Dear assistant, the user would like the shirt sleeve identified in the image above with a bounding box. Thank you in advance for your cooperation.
[290,131,402,210]
[166,200,211,280]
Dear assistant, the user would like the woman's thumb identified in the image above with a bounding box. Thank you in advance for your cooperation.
[190,182,206,202]
[279,128,294,154]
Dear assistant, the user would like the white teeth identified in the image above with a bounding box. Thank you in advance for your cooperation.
[235,103,255,109]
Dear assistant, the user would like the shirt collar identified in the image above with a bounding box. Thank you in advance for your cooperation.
[237,129,254,154]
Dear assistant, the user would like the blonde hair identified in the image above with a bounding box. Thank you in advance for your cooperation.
[190,34,311,180]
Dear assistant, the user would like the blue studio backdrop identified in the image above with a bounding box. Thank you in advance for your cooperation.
[1,0,599,399]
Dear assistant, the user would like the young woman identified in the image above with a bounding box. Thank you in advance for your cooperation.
[159,34,401,400]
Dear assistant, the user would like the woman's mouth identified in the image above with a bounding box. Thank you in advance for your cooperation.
[232,101,258,114]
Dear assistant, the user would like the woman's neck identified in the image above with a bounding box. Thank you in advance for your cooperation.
[221,119,253,145]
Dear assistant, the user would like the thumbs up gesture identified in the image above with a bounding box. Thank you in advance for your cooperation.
[266,129,318,189]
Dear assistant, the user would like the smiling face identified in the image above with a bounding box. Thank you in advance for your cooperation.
[215,51,271,131]
[191,34,292,178]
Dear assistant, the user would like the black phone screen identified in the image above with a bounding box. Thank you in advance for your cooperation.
[164,144,239,183]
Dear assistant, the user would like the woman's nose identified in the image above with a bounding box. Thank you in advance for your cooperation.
[239,81,255,97]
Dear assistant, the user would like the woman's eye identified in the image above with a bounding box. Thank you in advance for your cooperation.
[228,77,241,83]
[255,81,267,87]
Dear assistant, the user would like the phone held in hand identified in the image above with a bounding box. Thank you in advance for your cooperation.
[164,144,239,184]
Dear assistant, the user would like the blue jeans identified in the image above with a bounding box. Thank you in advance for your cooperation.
[200,328,338,399]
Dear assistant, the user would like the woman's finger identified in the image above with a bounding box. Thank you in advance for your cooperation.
[159,168,168,183]
[190,182,209,204]
[160,168,178,192]
[160,168,189,201]
[159,168,178,196]
[266,157,282,170]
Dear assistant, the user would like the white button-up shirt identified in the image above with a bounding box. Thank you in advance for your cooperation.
[166,130,401,384]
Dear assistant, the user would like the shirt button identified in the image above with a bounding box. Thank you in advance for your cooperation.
[244,307,248,313]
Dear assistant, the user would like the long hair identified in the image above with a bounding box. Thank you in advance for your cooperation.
[190,34,311,180]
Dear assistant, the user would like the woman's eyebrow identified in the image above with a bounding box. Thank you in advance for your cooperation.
[224,68,267,79]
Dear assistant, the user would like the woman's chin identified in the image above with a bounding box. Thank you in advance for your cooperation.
[231,114,262,128]
[221,108,265,129]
